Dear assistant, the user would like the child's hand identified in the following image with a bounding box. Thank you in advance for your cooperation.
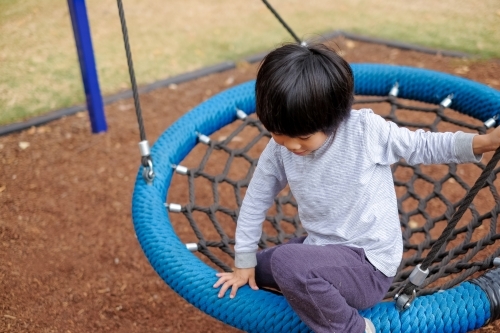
[213,267,258,299]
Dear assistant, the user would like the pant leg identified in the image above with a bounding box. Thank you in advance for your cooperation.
[254,236,306,290]
[270,243,393,333]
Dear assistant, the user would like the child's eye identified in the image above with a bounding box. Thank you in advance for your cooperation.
[298,135,311,140]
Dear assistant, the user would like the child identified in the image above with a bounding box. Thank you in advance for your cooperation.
[214,43,499,333]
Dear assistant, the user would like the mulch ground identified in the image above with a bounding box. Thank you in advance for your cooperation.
[1,37,500,333]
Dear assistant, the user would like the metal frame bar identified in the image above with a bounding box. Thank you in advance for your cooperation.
[67,0,107,133]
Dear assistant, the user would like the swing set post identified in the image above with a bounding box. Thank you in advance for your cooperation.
[67,0,107,134]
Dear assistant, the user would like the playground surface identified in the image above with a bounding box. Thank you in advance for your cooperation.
[1,37,500,332]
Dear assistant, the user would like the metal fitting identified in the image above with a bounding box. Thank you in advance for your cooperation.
[394,289,417,311]
[409,264,429,286]
[172,164,189,175]
[236,109,248,120]
[138,140,151,157]
[196,132,211,145]
[165,203,182,213]
[493,257,500,267]
[440,94,454,108]
[185,243,199,252]
[142,158,154,184]
[484,115,499,129]
[389,83,399,97]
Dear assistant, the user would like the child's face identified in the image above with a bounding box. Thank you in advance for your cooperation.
[271,132,328,156]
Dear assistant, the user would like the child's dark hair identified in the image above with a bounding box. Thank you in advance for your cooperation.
[255,43,354,137]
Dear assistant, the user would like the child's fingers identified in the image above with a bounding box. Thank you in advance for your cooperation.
[229,284,240,299]
[214,270,258,298]
[213,279,222,288]
[217,278,243,298]
[218,281,232,298]
[248,277,259,291]
[213,273,232,288]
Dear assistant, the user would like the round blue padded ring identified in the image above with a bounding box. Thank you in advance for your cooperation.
[132,64,500,332]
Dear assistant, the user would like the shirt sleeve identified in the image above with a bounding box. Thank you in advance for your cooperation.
[234,139,287,268]
[361,109,482,166]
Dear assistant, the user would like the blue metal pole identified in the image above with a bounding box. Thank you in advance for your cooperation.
[67,0,107,133]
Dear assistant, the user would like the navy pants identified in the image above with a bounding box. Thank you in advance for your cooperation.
[255,237,393,333]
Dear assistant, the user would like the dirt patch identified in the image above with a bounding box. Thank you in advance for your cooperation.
[1,37,500,332]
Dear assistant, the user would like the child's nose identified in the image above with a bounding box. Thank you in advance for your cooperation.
[284,139,300,150]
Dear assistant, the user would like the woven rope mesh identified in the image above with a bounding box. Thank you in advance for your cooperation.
[167,95,500,299]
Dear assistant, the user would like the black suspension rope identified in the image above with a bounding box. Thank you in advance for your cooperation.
[117,0,146,143]
[261,0,302,44]
[116,0,154,181]
[399,146,500,298]
[422,148,500,271]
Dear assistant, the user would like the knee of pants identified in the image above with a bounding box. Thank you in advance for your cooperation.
[270,246,307,290]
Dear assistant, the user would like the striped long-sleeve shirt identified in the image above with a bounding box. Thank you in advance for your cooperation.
[234,108,481,277]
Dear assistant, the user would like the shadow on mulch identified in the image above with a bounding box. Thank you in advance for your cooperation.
[1,37,500,332]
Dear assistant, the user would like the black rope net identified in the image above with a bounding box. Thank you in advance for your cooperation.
[167,95,500,299]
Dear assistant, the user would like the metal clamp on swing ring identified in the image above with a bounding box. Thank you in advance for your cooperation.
[394,264,429,310]
[142,159,155,183]
[138,140,155,183]
[394,287,417,311]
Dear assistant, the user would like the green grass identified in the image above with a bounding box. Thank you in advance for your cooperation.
[1,0,499,126]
